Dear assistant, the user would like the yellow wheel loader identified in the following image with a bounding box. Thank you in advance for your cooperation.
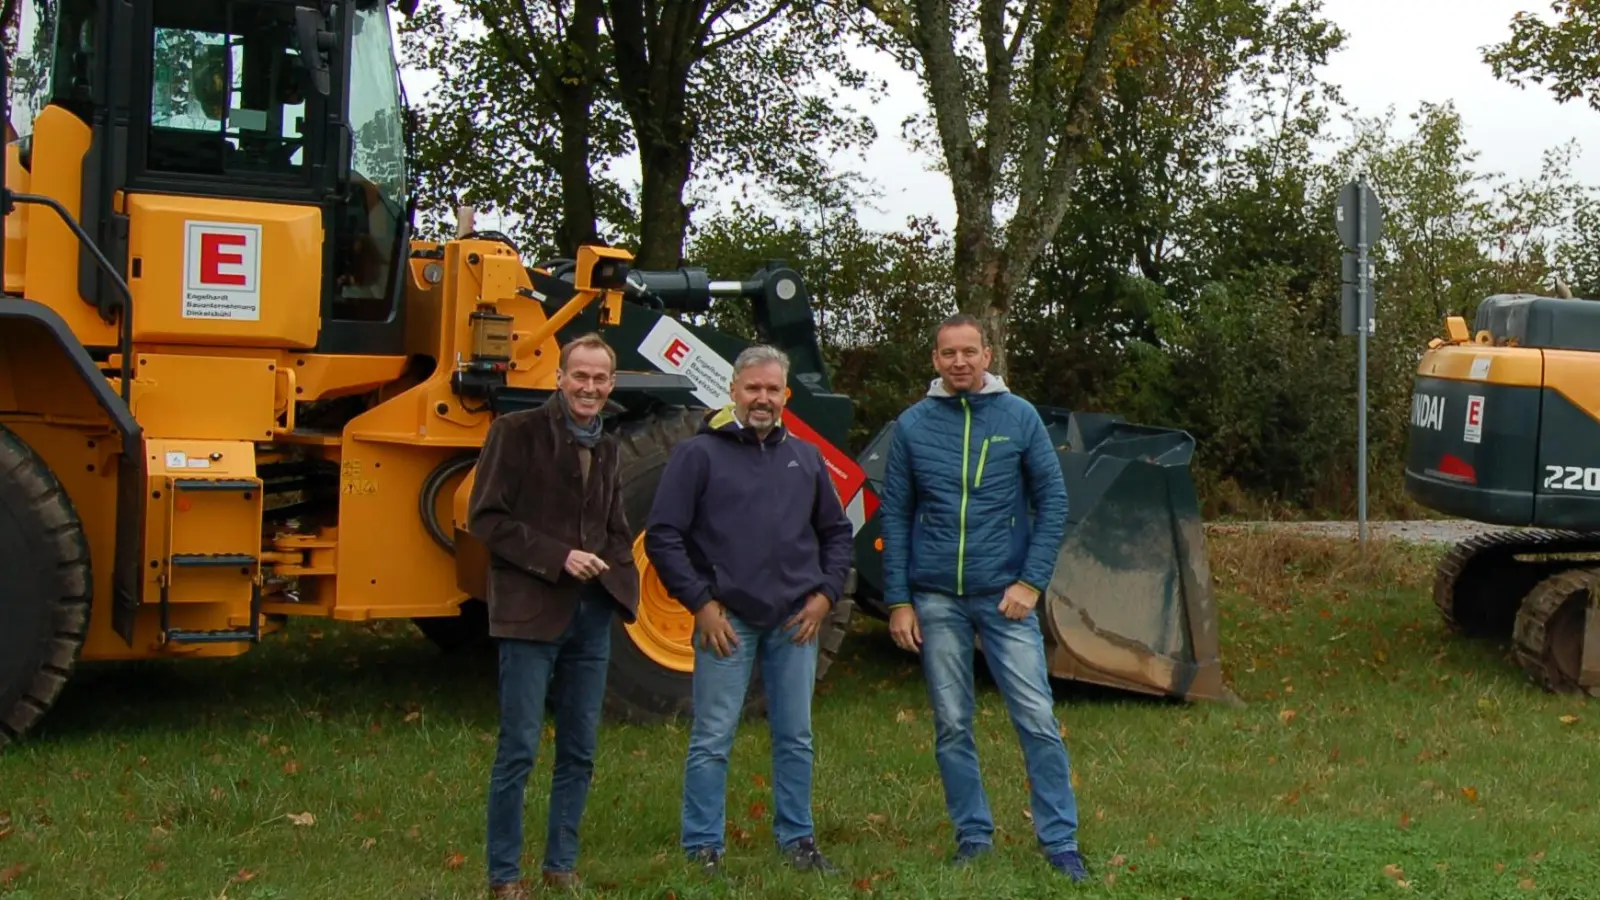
[0,0,1235,751]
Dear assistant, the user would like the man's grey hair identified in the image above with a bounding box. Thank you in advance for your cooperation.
[733,344,790,378]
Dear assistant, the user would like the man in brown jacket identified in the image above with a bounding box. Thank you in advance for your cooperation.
[467,332,639,898]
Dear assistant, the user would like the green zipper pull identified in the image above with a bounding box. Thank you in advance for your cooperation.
[958,398,971,596]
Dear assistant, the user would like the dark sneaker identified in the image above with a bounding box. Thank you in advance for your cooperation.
[687,847,723,876]
[784,837,839,874]
[1048,849,1089,883]
[950,841,993,867]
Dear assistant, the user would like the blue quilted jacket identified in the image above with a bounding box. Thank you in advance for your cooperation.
[877,373,1069,607]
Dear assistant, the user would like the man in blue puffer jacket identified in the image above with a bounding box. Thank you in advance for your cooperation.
[877,313,1086,882]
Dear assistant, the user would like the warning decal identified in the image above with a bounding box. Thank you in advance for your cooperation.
[1464,395,1484,444]
[183,220,262,321]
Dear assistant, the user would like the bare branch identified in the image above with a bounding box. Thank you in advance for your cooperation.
[702,0,793,56]
[1001,0,1136,298]
[909,0,984,213]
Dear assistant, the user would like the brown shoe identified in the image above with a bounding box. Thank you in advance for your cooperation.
[542,870,581,891]
[489,882,530,899]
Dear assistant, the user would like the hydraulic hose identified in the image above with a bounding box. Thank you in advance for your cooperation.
[418,453,479,553]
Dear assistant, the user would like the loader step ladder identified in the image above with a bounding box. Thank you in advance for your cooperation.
[158,476,264,645]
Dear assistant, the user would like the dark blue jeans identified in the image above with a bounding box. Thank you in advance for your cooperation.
[485,586,613,887]
[681,608,819,854]
[916,589,1080,856]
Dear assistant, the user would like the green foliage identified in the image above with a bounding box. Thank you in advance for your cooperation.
[1483,0,1600,111]
[396,0,881,268]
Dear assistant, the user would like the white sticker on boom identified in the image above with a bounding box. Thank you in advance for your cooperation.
[638,317,734,408]
[1463,395,1484,444]
[1470,357,1491,380]
[165,450,187,468]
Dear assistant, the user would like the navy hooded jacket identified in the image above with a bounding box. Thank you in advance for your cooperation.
[643,405,854,630]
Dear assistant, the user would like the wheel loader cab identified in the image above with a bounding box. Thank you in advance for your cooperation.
[7,0,411,354]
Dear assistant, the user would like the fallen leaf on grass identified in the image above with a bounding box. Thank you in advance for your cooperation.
[1398,811,1412,830]
[0,864,26,887]
[896,709,915,724]
[1460,786,1479,804]
[1560,715,1579,725]
[752,774,768,789]
[405,711,421,724]
[1108,854,1127,867]
[1529,850,1546,862]
[1520,879,1536,890]
[747,801,767,820]
[1278,708,1297,725]
[146,860,166,872]
[866,813,887,826]
[445,851,466,870]
[362,838,377,850]
[287,812,315,827]
[232,869,256,883]
[283,760,301,776]
[1384,864,1405,880]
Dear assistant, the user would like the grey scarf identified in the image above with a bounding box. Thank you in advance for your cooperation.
[559,392,603,448]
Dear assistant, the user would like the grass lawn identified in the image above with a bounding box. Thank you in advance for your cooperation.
[3,529,1599,899]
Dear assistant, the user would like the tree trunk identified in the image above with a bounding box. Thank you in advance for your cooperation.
[951,212,1010,376]
[553,0,604,255]
[635,135,693,269]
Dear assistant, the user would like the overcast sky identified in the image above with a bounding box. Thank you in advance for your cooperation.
[396,0,1598,234]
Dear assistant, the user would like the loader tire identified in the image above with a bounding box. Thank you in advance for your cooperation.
[0,424,92,750]
[602,407,855,725]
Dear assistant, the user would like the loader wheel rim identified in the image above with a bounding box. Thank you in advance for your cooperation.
[624,532,696,672]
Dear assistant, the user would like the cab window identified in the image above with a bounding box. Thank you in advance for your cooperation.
[145,0,314,180]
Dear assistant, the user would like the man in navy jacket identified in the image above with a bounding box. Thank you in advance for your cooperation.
[644,343,853,877]
[876,313,1086,882]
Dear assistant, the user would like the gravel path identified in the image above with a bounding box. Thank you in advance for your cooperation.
[1205,519,1517,546]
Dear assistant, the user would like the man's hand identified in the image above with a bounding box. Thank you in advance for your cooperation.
[998,582,1040,620]
[564,549,609,581]
[786,592,831,644]
[888,605,921,652]
[695,600,740,658]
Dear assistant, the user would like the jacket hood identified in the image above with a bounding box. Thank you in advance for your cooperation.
[698,403,788,445]
[926,371,1011,398]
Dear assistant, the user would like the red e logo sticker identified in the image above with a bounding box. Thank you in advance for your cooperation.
[200,232,249,286]
[663,337,691,367]
[184,221,261,321]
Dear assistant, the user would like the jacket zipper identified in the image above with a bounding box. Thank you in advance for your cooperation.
[974,437,991,489]
[958,398,971,595]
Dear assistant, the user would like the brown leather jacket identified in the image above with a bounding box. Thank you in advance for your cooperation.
[466,398,639,641]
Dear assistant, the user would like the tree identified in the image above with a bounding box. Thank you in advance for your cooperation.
[399,0,878,268]
[1483,0,1600,111]
[848,0,1152,372]
[399,1,635,257]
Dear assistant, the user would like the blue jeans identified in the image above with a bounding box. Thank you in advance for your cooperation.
[485,586,614,887]
[681,608,819,854]
[916,590,1079,856]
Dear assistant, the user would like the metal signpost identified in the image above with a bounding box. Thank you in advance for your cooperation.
[1336,175,1383,544]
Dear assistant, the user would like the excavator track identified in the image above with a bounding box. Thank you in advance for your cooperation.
[1432,528,1600,638]
[1513,566,1600,694]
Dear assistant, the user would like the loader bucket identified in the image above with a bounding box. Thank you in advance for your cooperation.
[851,408,1237,705]
[1037,409,1237,704]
